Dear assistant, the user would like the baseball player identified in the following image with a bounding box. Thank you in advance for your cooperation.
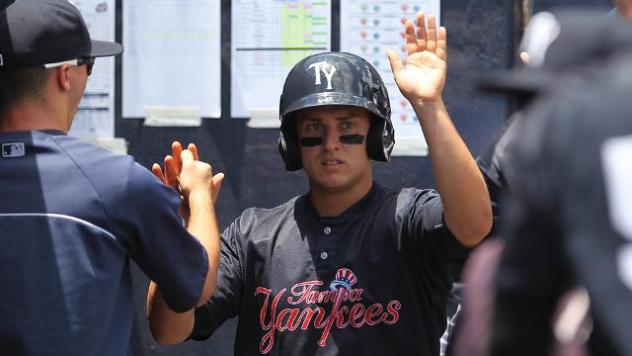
[469,10,632,356]
[0,0,221,354]
[149,13,492,355]
[477,8,632,232]
[489,54,632,356]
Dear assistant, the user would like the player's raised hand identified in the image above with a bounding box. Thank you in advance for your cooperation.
[386,13,447,105]
[152,141,224,204]
[178,149,213,199]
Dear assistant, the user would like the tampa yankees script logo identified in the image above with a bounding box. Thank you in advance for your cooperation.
[255,268,402,354]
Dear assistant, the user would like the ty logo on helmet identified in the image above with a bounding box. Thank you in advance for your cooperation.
[308,61,337,90]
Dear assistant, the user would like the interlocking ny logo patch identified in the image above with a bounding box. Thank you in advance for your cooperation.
[308,61,337,90]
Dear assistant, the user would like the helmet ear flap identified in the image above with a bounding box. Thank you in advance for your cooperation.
[366,115,395,162]
[278,117,303,171]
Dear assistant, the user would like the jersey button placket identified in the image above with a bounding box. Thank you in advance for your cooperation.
[316,225,335,269]
[321,227,332,261]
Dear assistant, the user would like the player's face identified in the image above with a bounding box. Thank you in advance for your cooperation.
[296,106,372,193]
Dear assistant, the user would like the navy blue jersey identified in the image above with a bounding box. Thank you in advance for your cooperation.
[0,130,208,356]
[191,183,468,355]
[491,60,632,356]
[476,111,531,238]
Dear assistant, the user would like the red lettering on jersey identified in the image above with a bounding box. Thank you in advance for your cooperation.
[383,300,402,325]
[287,281,322,305]
[364,303,384,326]
[255,271,402,354]
[300,306,326,330]
[349,303,366,328]
[256,287,285,354]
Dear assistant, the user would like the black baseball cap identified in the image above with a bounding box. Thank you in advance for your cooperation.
[479,9,632,94]
[0,0,122,69]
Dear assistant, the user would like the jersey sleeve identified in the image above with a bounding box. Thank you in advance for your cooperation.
[109,163,208,313]
[477,114,526,236]
[190,216,245,340]
[396,189,470,295]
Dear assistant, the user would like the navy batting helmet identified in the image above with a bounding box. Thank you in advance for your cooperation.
[278,52,395,171]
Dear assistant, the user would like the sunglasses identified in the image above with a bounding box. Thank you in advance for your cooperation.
[43,57,96,76]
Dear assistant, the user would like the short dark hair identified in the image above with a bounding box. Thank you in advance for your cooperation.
[0,67,51,117]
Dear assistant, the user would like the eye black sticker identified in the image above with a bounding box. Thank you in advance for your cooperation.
[339,134,365,144]
[300,137,323,147]
[299,135,365,147]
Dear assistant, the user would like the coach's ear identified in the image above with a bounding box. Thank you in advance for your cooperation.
[54,65,73,92]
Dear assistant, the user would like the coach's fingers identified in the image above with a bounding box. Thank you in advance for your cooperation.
[151,163,167,185]
[164,155,179,187]
[171,141,183,173]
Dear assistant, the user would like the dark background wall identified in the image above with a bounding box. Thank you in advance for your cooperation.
[122,0,613,355]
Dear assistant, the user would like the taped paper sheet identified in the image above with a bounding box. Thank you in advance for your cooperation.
[83,138,129,155]
[69,0,116,139]
[123,0,221,118]
[247,108,281,128]
[231,0,331,119]
[144,106,203,127]
[341,0,441,156]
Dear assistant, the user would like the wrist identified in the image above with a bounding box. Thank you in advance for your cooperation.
[186,187,213,205]
[412,98,446,118]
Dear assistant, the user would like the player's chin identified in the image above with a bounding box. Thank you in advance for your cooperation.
[312,175,353,193]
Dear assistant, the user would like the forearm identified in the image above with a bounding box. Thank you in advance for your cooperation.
[147,281,195,344]
[413,99,492,246]
[187,189,220,305]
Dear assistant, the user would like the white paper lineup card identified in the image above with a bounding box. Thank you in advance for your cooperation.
[231,0,332,119]
[341,0,441,155]
[123,0,221,118]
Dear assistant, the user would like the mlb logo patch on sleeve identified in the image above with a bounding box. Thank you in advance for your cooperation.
[2,142,26,158]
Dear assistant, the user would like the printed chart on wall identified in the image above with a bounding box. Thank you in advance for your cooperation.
[232,0,331,125]
[69,0,116,139]
[123,0,221,118]
[341,0,440,156]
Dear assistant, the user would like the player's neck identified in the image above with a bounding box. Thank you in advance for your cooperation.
[308,177,373,218]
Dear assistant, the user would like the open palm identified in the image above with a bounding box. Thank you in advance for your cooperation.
[387,13,447,104]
